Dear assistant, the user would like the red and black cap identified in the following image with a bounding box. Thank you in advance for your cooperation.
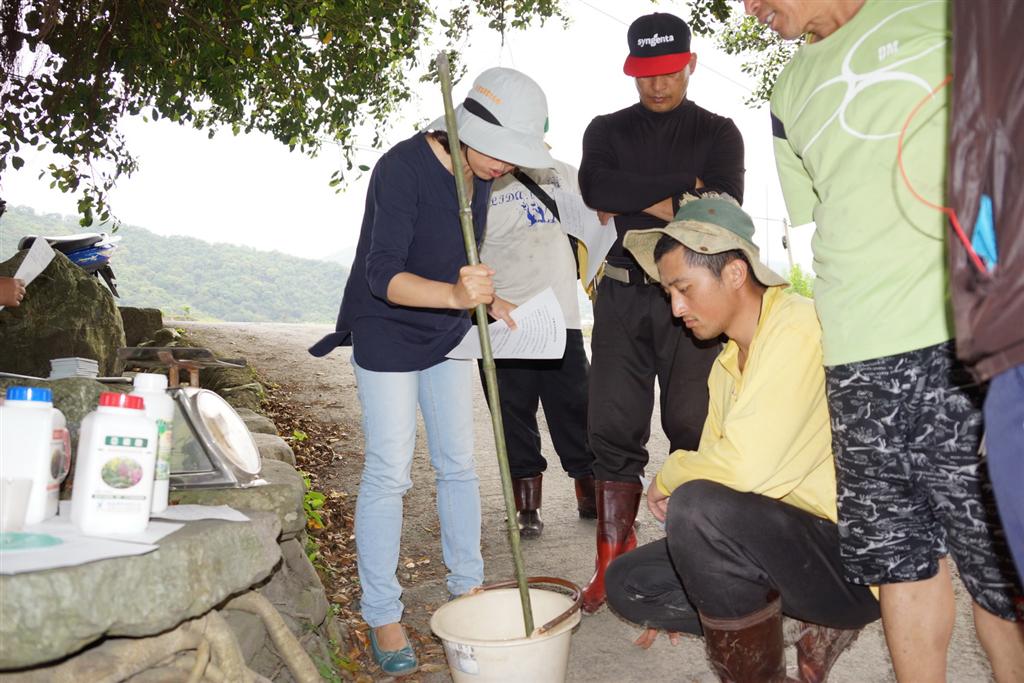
[623,13,693,77]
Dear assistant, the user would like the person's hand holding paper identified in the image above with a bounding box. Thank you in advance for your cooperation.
[447,288,565,360]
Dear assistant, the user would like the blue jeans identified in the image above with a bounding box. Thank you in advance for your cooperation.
[352,357,484,627]
[986,364,1024,584]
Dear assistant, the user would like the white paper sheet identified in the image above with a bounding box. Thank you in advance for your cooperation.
[152,504,250,523]
[552,188,618,285]
[446,288,566,360]
[0,238,55,312]
[14,238,55,286]
[0,532,157,575]
[32,509,184,545]
[0,504,253,574]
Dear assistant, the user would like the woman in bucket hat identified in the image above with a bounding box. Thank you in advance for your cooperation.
[309,68,553,675]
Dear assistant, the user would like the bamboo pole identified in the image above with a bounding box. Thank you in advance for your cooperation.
[435,52,534,636]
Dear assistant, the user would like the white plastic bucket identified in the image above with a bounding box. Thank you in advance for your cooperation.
[430,579,581,683]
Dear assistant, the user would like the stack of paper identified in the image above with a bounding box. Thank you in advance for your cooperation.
[49,357,99,379]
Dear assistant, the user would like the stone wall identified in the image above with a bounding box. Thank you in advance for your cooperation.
[0,381,345,682]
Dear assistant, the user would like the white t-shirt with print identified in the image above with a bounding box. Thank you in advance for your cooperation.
[481,159,582,330]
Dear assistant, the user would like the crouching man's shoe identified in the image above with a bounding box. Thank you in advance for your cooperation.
[699,594,798,683]
[794,622,860,683]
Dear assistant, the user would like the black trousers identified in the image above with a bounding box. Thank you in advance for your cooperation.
[606,481,880,634]
[480,329,594,480]
[588,278,719,482]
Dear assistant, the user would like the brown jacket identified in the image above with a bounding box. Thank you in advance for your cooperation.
[948,1,1024,382]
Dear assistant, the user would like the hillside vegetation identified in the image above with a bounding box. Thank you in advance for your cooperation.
[1,206,347,323]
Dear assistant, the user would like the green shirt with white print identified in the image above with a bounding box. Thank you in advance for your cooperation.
[770,0,952,367]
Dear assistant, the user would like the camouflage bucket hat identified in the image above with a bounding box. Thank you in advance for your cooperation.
[623,194,788,287]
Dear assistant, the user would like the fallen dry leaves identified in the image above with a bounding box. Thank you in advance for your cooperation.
[260,378,449,681]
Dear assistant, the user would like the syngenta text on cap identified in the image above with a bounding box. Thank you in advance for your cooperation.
[637,33,675,48]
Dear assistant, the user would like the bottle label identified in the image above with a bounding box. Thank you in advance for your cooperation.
[154,419,172,481]
[90,434,152,512]
[104,435,149,448]
[100,457,145,489]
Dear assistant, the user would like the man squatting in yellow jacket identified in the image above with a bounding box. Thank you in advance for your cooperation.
[604,194,880,683]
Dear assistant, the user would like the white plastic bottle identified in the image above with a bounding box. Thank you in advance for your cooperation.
[70,392,158,535]
[130,374,174,513]
[0,386,70,524]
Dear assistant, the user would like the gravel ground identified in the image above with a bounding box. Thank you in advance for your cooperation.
[181,320,995,683]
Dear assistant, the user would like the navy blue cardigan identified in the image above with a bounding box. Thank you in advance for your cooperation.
[309,133,491,371]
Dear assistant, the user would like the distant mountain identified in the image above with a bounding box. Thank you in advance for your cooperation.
[1,206,347,323]
[327,244,357,267]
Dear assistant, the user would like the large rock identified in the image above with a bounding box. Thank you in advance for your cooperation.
[170,459,305,540]
[235,408,279,435]
[197,364,264,412]
[0,512,282,669]
[0,251,125,378]
[232,536,332,682]
[262,537,329,629]
[252,433,296,466]
[118,307,163,347]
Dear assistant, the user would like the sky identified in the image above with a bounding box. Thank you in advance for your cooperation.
[0,0,814,274]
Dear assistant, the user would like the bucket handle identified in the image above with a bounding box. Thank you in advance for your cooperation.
[474,576,582,636]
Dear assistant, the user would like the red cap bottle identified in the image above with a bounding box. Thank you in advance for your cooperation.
[98,392,145,411]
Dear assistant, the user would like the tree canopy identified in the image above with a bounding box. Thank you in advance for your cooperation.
[0,1,566,226]
[688,0,796,105]
[1,1,790,227]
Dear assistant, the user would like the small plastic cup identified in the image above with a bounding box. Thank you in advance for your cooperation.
[0,478,33,532]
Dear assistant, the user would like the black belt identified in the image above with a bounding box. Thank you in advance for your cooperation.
[603,262,657,286]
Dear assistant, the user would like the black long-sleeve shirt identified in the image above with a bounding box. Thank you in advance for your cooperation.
[579,100,745,264]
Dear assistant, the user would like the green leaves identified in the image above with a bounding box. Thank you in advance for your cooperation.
[786,264,815,299]
[687,0,798,106]
[302,473,326,530]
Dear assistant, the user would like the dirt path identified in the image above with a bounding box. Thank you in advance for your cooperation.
[182,321,994,683]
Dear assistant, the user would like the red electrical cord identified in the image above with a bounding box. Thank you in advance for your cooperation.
[896,73,988,275]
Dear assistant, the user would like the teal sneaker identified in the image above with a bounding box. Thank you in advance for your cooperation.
[368,627,419,676]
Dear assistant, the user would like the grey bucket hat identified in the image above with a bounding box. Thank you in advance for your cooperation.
[427,67,554,169]
[623,194,788,287]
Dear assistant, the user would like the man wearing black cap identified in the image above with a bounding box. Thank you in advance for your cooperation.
[577,12,745,613]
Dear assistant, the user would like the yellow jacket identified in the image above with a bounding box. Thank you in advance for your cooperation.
[656,287,837,523]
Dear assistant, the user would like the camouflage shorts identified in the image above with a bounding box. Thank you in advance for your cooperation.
[826,341,1022,620]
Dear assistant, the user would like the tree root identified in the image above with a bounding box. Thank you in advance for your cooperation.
[184,609,249,681]
[1,620,203,682]
[224,591,321,683]
[4,591,319,682]
[187,638,210,683]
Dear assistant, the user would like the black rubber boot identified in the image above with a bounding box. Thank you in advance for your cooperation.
[574,475,597,519]
[512,474,543,539]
